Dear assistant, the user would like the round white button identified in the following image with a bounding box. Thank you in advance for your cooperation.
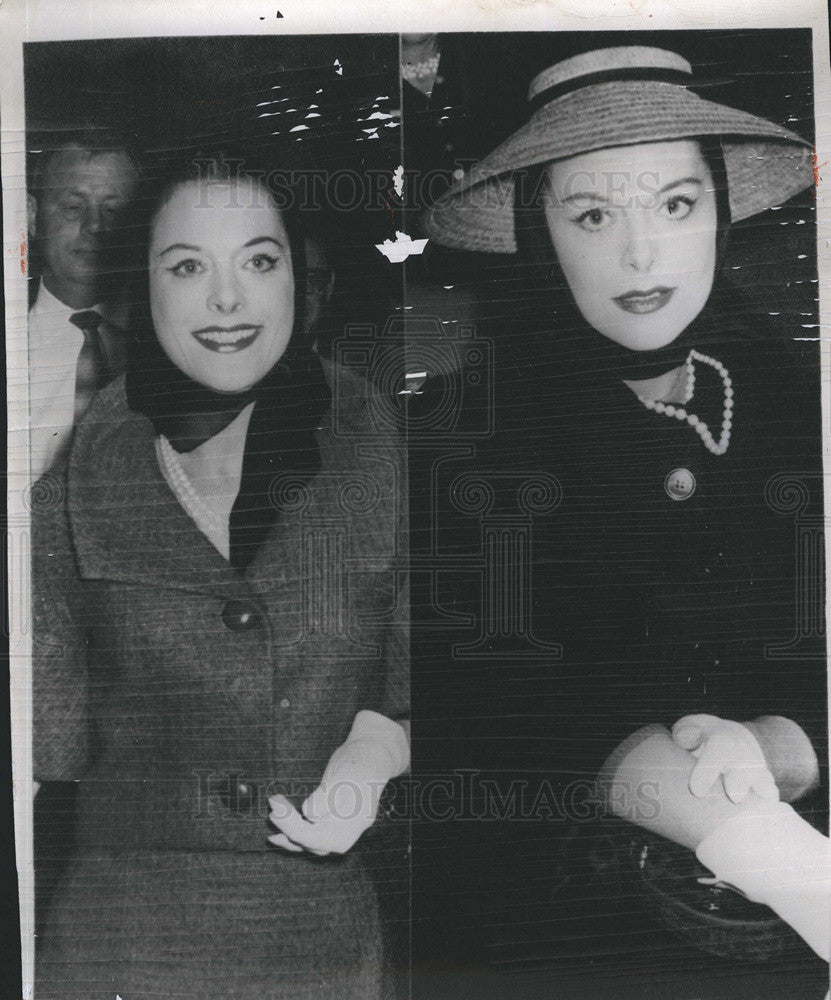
[665,468,696,501]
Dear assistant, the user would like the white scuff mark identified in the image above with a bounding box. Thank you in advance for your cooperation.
[443,284,454,290]
[797,254,808,259]
[258,111,281,118]
[334,59,343,76]
[399,370,429,396]
[376,231,429,263]
[290,125,310,133]
[359,110,395,123]
[305,113,322,119]
[316,88,323,94]
[362,127,379,135]
[365,133,380,141]
[393,165,405,198]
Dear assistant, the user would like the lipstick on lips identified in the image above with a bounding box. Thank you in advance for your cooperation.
[613,286,675,315]
[191,323,262,353]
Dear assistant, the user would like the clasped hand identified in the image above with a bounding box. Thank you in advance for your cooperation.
[671,713,779,803]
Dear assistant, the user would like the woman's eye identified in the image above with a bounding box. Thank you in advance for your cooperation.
[245,252,279,273]
[60,201,83,215]
[168,259,205,277]
[662,195,695,220]
[575,207,612,232]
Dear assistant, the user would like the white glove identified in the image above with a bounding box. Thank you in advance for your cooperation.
[268,710,409,856]
[671,713,779,804]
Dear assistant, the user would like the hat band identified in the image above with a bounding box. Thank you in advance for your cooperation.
[528,66,693,115]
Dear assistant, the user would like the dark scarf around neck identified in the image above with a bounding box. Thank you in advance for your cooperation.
[126,327,331,568]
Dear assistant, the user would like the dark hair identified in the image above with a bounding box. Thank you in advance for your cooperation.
[512,137,732,317]
[126,150,308,344]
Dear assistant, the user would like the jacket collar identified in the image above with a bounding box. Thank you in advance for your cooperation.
[66,377,292,599]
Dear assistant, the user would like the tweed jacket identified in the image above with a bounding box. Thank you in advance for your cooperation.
[33,360,408,854]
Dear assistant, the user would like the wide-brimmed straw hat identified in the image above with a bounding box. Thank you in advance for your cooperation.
[421,46,814,254]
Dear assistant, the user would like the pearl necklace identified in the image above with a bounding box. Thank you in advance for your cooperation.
[155,435,229,548]
[637,350,733,457]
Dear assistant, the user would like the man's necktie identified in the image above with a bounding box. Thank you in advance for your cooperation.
[70,310,109,420]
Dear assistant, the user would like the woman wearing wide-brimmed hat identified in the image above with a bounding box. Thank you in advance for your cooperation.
[416,43,826,976]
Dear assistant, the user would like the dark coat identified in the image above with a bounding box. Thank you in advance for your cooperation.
[33,361,408,999]
[414,319,825,778]
[408,315,826,977]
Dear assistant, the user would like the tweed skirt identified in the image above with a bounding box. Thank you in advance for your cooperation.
[36,848,384,1000]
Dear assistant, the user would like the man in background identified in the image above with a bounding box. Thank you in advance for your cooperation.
[27,130,139,479]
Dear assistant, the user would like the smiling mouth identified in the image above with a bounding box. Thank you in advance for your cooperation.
[191,325,262,353]
[613,287,675,314]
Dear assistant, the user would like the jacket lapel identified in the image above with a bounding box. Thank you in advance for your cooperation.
[67,379,258,600]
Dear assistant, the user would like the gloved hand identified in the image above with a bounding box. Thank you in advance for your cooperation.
[671,713,779,804]
[268,710,409,856]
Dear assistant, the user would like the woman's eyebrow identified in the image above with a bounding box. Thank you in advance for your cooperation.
[560,176,703,206]
[158,242,201,257]
[242,236,286,250]
[561,191,608,206]
[658,176,703,193]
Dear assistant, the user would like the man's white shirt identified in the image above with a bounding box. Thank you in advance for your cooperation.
[28,281,124,481]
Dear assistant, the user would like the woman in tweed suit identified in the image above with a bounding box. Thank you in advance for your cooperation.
[32,153,409,999]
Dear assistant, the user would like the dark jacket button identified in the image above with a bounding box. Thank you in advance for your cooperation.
[221,600,262,631]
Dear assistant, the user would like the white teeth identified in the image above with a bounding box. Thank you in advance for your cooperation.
[195,328,256,345]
